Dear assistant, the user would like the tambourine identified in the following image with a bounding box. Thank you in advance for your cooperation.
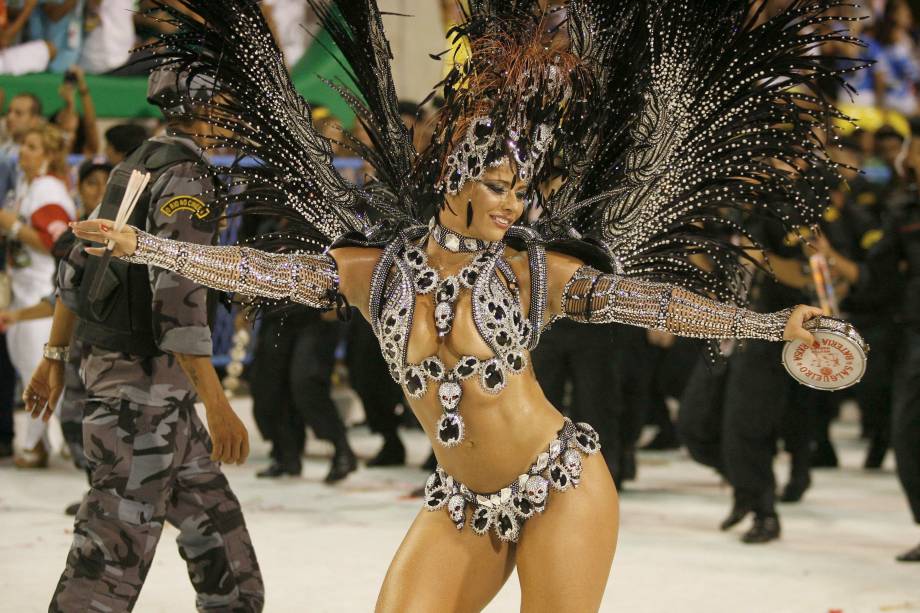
[781,316,869,391]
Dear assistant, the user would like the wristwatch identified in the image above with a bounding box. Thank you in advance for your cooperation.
[42,344,70,362]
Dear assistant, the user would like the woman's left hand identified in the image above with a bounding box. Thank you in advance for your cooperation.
[782,304,824,345]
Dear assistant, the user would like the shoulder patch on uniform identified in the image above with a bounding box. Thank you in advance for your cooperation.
[160,195,210,219]
[860,228,884,251]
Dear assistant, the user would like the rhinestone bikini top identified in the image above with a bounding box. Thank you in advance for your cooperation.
[368,225,547,447]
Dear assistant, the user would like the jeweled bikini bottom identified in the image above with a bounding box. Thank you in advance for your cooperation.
[422,418,601,543]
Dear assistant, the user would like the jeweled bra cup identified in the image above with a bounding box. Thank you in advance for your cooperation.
[423,418,601,543]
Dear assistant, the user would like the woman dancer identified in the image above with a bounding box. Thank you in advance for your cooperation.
[40,0,859,610]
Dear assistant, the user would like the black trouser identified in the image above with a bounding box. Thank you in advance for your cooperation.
[250,317,348,469]
[854,318,898,444]
[722,340,805,516]
[0,334,14,445]
[893,328,920,524]
[346,317,404,437]
[678,354,730,475]
[532,319,622,479]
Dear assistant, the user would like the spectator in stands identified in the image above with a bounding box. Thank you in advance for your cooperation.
[0,123,75,468]
[78,0,136,74]
[0,92,43,204]
[873,0,920,118]
[26,0,85,74]
[102,122,147,164]
[261,0,313,67]
[0,0,56,75]
[51,65,99,156]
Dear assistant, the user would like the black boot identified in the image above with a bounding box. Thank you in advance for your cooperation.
[65,501,82,516]
[741,514,781,544]
[0,440,12,458]
[720,502,751,531]
[325,446,358,484]
[896,542,920,562]
[257,461,301,478]
[779,475,811,503]
[640,428,680,451]
[863,434,888,470]
[367,434,406,467]
[810,440,838,468]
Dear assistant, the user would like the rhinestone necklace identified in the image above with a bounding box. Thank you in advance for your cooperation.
[430,219,499,253]
[401,240,501,447]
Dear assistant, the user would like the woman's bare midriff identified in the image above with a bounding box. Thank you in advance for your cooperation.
[409,372,566,493]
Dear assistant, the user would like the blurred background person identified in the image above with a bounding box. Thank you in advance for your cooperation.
[0,123,74,468]
[103,122,148,164]
[50,65,99,156]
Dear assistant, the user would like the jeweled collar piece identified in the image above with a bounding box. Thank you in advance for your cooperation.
[430,218,498,253]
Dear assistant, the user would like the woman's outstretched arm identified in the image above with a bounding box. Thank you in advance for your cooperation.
[545,251,821,344]
[70,219,379,313]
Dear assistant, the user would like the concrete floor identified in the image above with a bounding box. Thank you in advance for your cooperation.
[1,399,917,613]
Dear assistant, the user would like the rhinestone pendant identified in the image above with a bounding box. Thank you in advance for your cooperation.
[437,412,464,447]
[434,301,454,336]
[438,379,462,412]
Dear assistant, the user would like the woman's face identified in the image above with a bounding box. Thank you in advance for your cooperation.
[442,160,528,242]
[18,132,47,178]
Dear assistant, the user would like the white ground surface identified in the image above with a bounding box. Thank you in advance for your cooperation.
[1,399,918,613]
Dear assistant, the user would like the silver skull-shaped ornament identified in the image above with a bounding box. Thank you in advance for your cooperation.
[524,475,549,505]
[447,494,466,528]
[438,380,462,411]
[562,449,583,485]
[434,301,453,335]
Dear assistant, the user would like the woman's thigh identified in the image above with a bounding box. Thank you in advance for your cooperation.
[376,506,516,613]
[516,453,619,613]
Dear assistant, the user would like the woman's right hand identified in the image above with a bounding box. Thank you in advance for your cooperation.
[70,219,138,257]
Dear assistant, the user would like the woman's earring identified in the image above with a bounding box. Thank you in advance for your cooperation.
[466,200,473,227]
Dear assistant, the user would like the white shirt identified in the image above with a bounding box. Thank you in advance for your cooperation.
[78,0,137,74]
[8,175,76,307]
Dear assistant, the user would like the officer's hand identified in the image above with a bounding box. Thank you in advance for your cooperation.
[204,402,250,465]
[70,219,138,257]
[23,358,64,422]
[782,304,824,345]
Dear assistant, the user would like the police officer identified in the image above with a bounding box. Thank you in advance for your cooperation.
[23,68,264,611]
[532,319,624,484]
[250,303,358,482]
[718,218,817,544]
[860,121,920,562]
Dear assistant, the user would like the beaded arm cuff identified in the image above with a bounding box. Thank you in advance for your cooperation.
[121,229,340,309]
[562,265,792,341]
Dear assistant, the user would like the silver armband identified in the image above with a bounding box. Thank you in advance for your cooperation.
[122,229,341,310]
[562,265,792,342]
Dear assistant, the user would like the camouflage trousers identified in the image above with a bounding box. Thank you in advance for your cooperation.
[50,395,264,612]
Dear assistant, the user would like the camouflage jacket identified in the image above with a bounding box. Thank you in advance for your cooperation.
[59,135,218,406]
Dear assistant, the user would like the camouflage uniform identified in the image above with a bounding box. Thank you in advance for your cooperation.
[53,135,263,612]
